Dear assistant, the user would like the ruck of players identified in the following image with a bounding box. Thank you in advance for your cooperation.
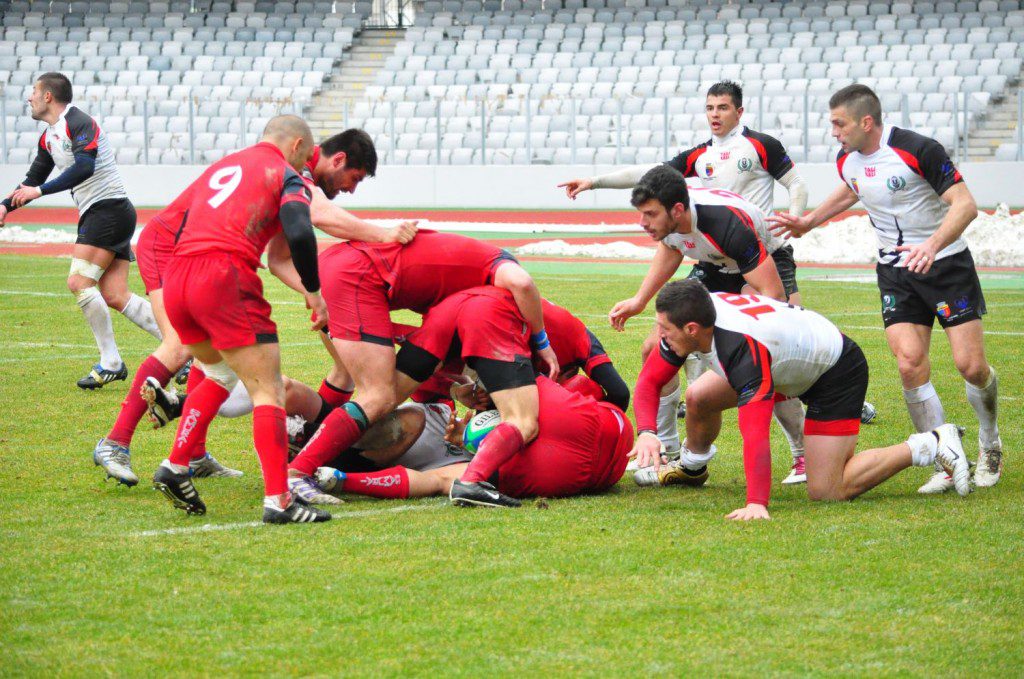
[5,73,1001,525]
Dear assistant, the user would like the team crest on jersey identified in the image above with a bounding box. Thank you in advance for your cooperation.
[704,163,715,178]
[882,294,896,313]
[720,151,731,160]
[61,138,72,153]
[737,157,754,172]
[865,166,876,177]
[936,301,951,319]
[850,178,860,194]
[887,176,907,192]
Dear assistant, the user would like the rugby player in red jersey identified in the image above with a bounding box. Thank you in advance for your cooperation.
[150,115,331,524]
[285,232,559,495]
[631,280,971,521]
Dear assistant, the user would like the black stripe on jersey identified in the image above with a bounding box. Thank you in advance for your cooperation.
[742,128,795,179]
[65,107,100,156]
[712,326,774,407]
[665,141,711,178]
[888,127,964,197]
[695,204,766,274]
[658,338,686,368]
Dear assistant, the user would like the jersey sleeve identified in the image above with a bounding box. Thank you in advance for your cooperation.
[65,108,100,158]
[713,327,774,406]
[633,339,685,433]
[889,127,964,196]
[835,149,850,184]
[698,205,768,274]
[280,165,313,208]
[743,129,795,179]
[664,141,710,178]
[582,327,612,374]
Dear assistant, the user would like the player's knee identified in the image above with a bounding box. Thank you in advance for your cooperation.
[67,275,94,294]
[356,387,398,422]
[507,416,539,444]
[640,336,657,360]
[807,481,851,502]
[954,357,989,385]
[895,352,928,382]
[683,385,707,416]
[103,288,130,311]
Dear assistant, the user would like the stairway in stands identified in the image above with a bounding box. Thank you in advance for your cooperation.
[307,28,404,141]
[968,79,1022,161]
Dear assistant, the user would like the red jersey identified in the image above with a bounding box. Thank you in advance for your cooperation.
[351,230,513,314]
[147,181,196,239]
[173,142,312,268]
[540,299,612,379]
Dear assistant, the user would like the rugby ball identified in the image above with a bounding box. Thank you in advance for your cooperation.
[462,409,502,454]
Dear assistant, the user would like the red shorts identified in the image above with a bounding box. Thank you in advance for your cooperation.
[163,254,277,350]
[135,223,176,294]
[319,242,395,345]
[412,287,529,364]
[497,380,632,498]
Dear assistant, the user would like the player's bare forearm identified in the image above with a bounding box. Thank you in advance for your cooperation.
[932,183,979,251]
[494,263,545,333]
[309,193,390,243]
[267,233,308,294]
[741,257,786,302]
[635,244,683,306]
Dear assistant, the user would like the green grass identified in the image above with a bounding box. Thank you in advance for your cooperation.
[1,254,1022,677]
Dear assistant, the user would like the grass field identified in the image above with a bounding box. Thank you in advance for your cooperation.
[1,253,1022,677]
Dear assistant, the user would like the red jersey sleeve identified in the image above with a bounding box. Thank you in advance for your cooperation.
[634,339,684,433]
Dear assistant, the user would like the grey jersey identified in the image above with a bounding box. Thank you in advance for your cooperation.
[395,403,473,472]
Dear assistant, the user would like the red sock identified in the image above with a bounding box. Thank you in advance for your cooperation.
[185,364,209,459]
[168,378,229,466]
[289,406,365,476]
[107,354,174,445]
[318,379,353,407]
[253,405,289,496]
[461,422,524,484]
[341,466,410,499]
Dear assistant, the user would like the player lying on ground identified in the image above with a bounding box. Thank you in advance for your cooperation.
[631,280,971,521]
[151,115,333,524]
[769,83,1002,494]
[281,231,559,499]
[313,375,631,503]
[91,130,412,487]
[0,72,161,389]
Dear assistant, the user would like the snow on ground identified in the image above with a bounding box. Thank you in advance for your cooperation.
[3,206,1022,267]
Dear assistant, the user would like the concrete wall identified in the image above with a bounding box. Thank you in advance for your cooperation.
[2,161,1022,211]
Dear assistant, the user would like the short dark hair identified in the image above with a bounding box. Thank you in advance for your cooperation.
[655,279,716,329]
[631,165,689,213]
[707,80,743,108]
[829,83,883,125]
[319,128,377,176]
[36,72,73,104]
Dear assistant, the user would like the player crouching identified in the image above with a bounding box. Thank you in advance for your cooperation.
[631,280,971,520]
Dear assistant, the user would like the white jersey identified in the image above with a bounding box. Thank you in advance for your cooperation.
[34,105,128,215]
[695,293,843,401]
[393,403,473,472]
[662,186,782,274]
[667,125,796,216]
[837,125,966,266]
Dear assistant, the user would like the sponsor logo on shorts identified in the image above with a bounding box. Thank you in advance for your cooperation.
[936,301,951,319]
[865,166,876,177]
[737,157,753,172]
[955,295,970,310]
[887,176,907,192]
[882,294,896,313]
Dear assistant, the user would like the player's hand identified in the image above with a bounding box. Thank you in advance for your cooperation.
[725,503,772,521]
[10,184,42,208]
[557,178,593,200]
[444,409,473,447]
[0,204,7,228]
[384,220,418,244]
[895,240,940,274]
[629,432,664,470]
[305,292,329,331]
[608,296,645,332]
[535,344,560,380]
[767,212,815,240]
[451,382,492,410]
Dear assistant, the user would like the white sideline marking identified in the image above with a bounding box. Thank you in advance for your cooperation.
[132,502,442,537]
[0,289,64,297]
[844,325,1024,336]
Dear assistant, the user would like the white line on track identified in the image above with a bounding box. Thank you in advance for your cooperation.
[0,289,64,297]
[132,502,443,537]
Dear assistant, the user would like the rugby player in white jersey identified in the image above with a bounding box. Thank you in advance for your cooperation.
[632,279,970,521]
[770,84,1002,492]
[0,73,161,389]
[559,81,820,484]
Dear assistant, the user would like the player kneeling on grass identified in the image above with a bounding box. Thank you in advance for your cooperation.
[631,280,971,521]
[314,375,632,504]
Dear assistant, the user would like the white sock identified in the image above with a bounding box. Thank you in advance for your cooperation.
[773,397,806,460]
[907,432,939,467]
[120,293,162,340]
[657,384,682,452]
[161,458,189,475]
[76,286,122,370]
[683,353,705,384]
[903,382,945,432]
[264,493,289,510]
[218,381,254,418]
[965,367,999,449]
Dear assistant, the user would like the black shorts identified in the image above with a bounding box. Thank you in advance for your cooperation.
[685,245,798,298]
[799,335,869,434]
[877,249,986,329]
[77,198,137,261]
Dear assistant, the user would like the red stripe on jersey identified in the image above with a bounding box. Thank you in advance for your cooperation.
[726,205,767,264]
[685,146,708,177]
[38,133,47,151]
[746,135,769,170]
[702,231,726,255]
[745,335,773,403]
[305,144,320,176]
[836,152,849,182]
[280,191,311,207]
[84,120,100,151]
[804,417,861,437]
[891,147,923,177]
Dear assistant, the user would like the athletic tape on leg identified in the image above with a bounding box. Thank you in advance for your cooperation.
[69,257,106,282]
[202,360,240,393]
